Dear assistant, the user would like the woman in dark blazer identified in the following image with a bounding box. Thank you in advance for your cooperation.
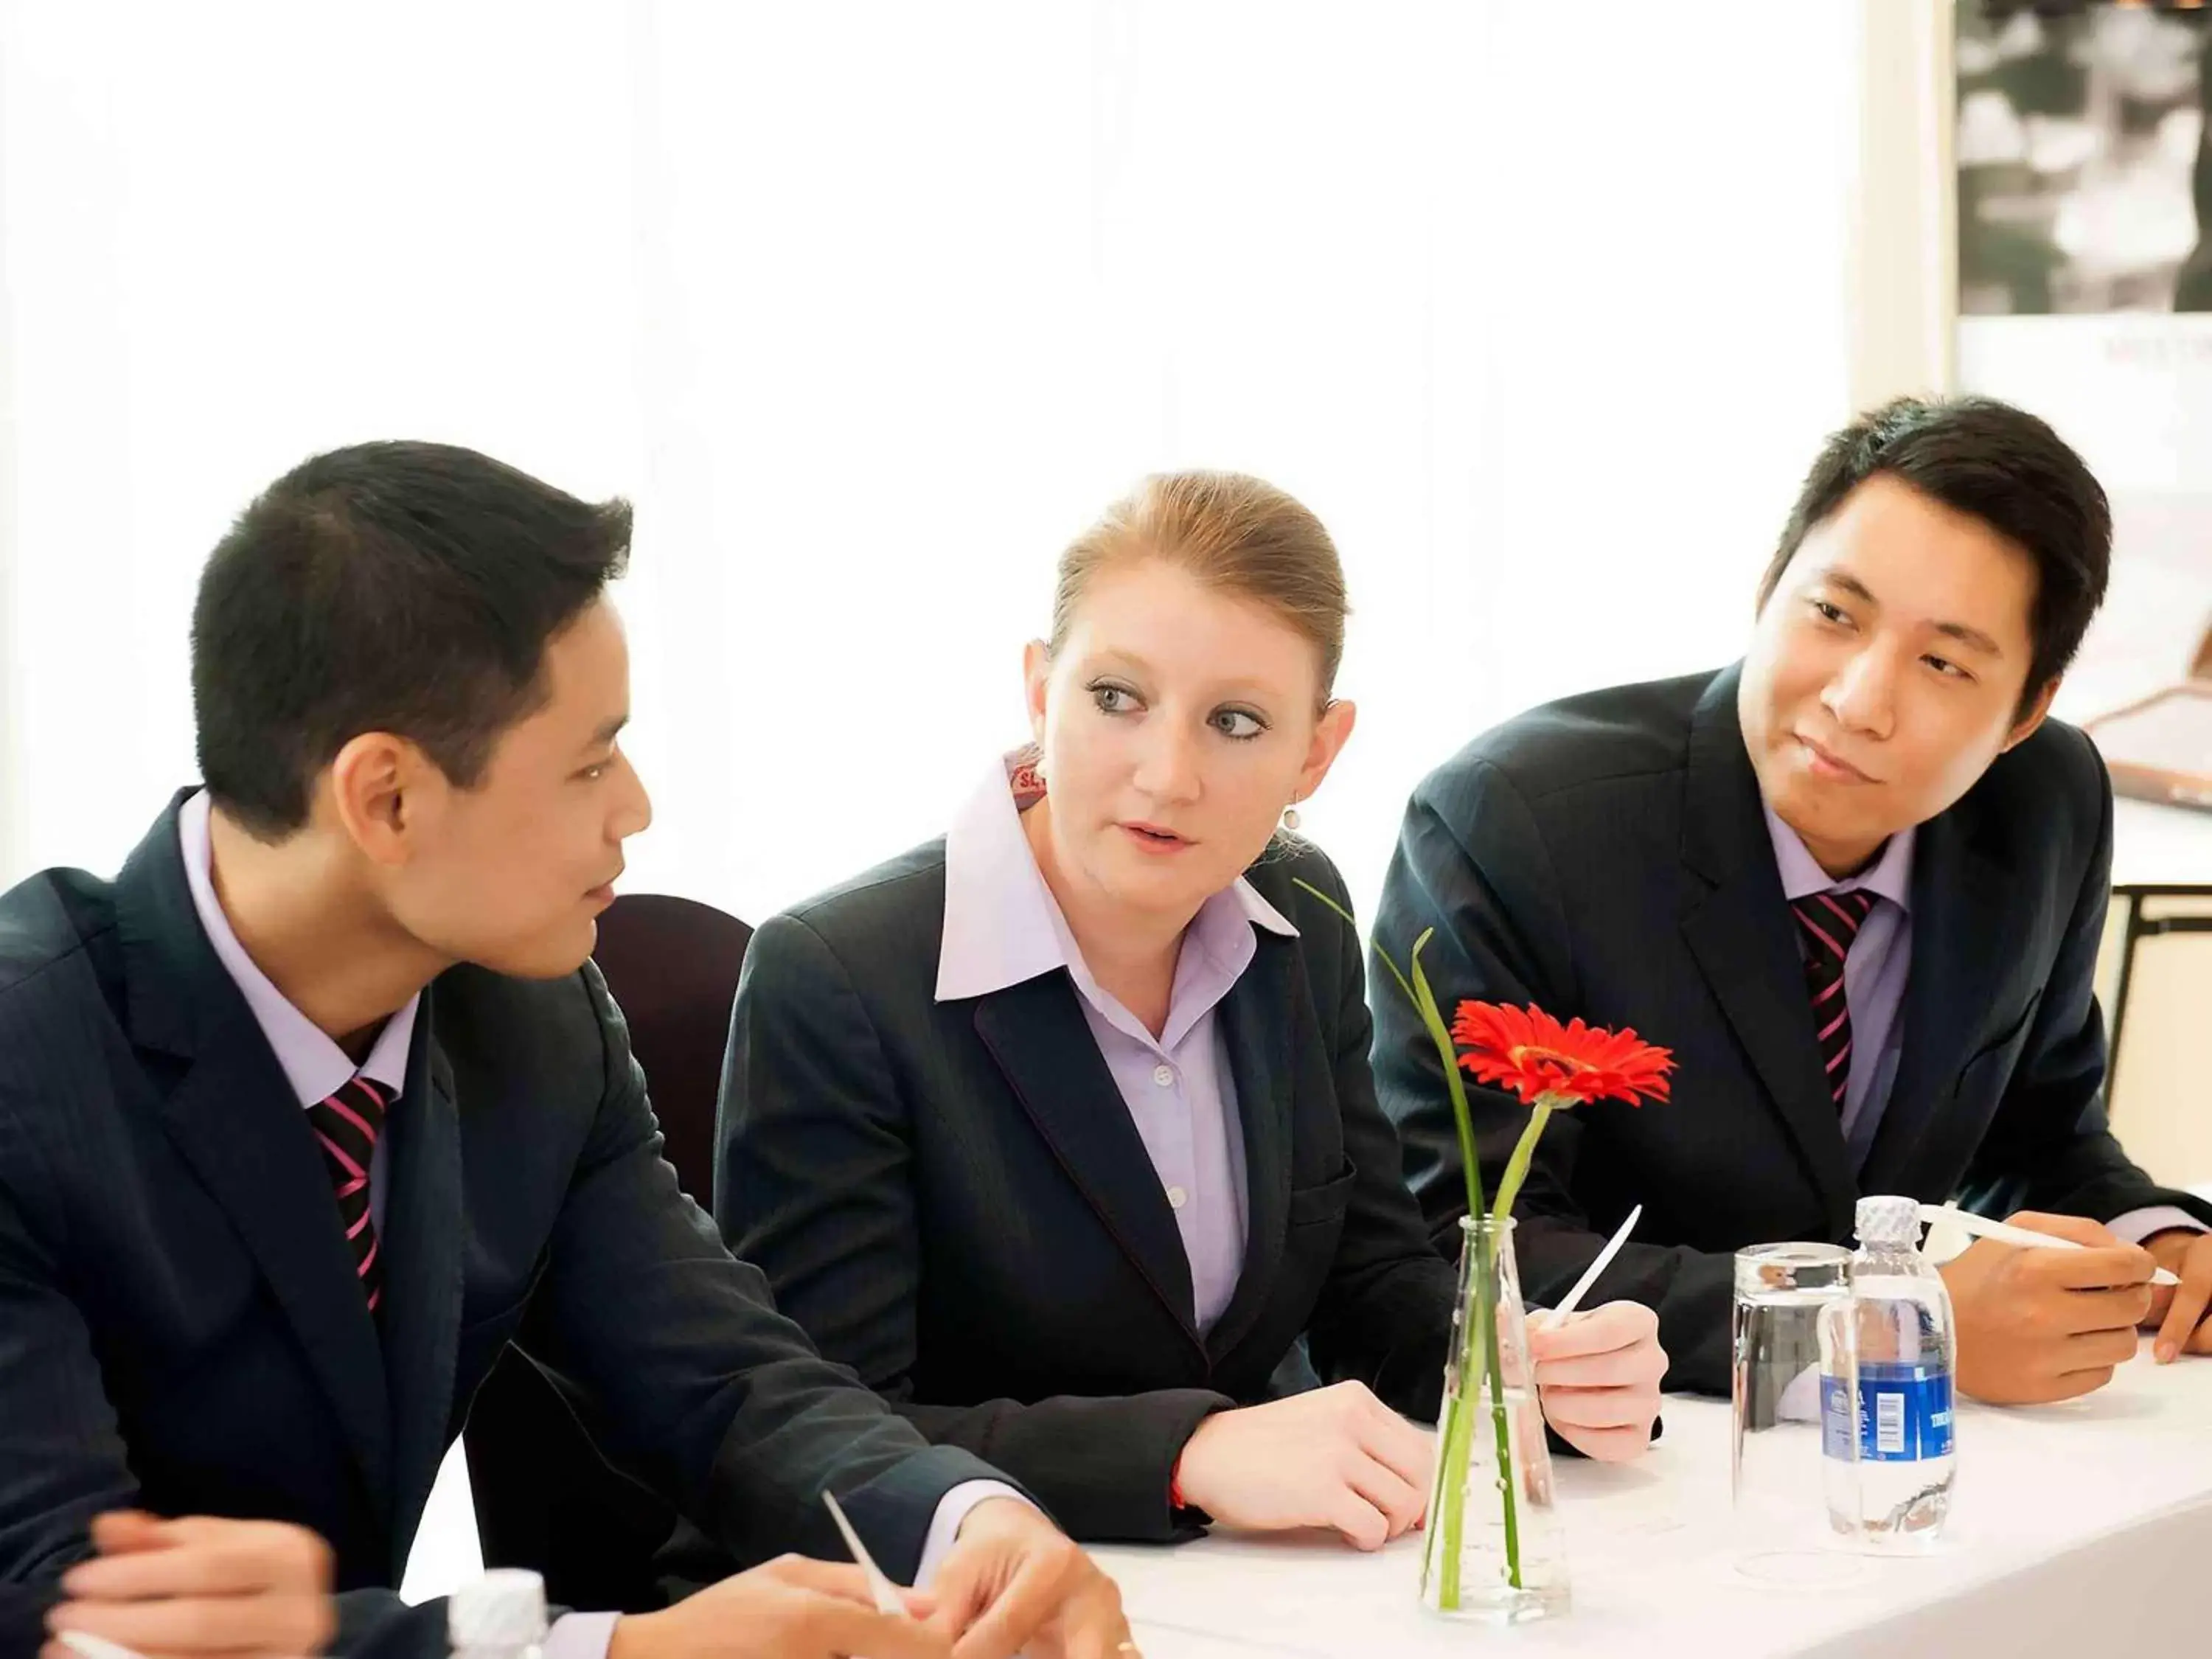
[717,473,1665,1549]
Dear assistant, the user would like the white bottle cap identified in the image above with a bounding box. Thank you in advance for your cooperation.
[1855,1193,1923,1246]
[449,1568,548,1651]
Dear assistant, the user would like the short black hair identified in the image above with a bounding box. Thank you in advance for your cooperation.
[1758,394,2110,720]
[192,441,633,838]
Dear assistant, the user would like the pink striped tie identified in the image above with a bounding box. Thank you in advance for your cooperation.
[1790,890,1876,1112]
[307,1076,388,1315]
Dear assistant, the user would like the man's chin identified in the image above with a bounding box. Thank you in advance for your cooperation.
[470,922,600,982]
[1770,785,1846,844]
[1770,784,1905,870]
[1765,776,1827,835]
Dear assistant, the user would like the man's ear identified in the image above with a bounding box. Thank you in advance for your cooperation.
[2001,676,2060,754]
[325,732,442,866]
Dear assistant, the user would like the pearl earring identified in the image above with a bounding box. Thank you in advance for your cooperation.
[1281,803,1302,833]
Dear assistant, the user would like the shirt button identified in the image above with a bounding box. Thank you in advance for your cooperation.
[1166,1185,1189,1210]
[1152,1063,1175,1088]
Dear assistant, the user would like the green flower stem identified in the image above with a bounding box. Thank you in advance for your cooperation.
[1290,877,1514,1609]
[1409,940,1488,1222]
[1427,1357,1475,1606]
[1477,1223,1521,1590]
[1468,1101,1558,1594]
[1287,881,1486,1223]
[1428,1222,1520,1607]
[1489,1099,1556,1226]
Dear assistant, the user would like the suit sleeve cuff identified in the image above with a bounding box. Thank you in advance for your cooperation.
[542,1610,622,1659]
[2108,1206,2208,1246]
[914,1480,1031,1588]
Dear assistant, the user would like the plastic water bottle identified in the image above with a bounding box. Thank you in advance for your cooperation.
[1820,1194,1955,1548]
[449,1568,548,1659]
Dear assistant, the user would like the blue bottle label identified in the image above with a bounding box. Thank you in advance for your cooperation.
[1820,1363,1954,1463]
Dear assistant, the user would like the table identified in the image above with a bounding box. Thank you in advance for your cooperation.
[1094,1338,2212,1658]
[2112,797,2212,891]
[2103,799,2212,1093]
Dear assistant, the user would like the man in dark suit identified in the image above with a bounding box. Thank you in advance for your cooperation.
[1373,395,2212,1401]
[1,443,1129,1659]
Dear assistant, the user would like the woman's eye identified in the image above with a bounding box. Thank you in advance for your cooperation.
[1211,708,1267,740]
[1811,599,1848,625]
[1091,684,1136,715]
[1924,655,1966,680]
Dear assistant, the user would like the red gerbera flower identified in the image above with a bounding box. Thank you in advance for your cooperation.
[1450,1001,1674,1108]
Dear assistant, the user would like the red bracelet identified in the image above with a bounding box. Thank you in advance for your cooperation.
[1169,1455,1187,1512]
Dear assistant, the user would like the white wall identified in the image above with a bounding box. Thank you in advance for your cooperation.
[0,1,1861,931]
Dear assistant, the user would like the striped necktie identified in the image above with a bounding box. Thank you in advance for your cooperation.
[1790,890,1876,1112]
[307,1076,389,1315]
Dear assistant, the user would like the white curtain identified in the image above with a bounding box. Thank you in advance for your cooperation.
[0,1,1860,931]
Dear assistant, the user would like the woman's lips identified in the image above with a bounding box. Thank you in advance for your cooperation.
[1118,821,1192,854]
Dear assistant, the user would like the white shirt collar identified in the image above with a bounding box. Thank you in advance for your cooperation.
[178,789,417,1109]
[934,756,1295,1004]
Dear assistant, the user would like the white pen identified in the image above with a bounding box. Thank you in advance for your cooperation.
[1540,1203,1643,1328]
[56,1633,150,1659]
[1916,1202,2180,1287]
[822,1489,908,1618]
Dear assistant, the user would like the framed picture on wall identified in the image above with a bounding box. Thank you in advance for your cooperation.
[1956,0,2212,810]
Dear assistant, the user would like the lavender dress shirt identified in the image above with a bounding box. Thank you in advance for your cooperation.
[178,790,416,1229]
[1761,807,1915,1168]
[1762,806,2197,1245]
[936,759,1298,1332]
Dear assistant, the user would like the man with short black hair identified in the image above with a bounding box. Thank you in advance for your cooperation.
[1374,395,2212,1400]
[0,442,1130,1659]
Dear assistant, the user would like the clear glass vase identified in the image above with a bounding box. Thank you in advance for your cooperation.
[1419,1214,1570,1622]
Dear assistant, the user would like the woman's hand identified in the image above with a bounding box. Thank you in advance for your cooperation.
[1530,1300,1666,1462]
[1172,1381,1433,1550]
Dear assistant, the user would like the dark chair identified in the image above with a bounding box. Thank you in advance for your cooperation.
[587,893,756,1203]
[464,893,754,1613]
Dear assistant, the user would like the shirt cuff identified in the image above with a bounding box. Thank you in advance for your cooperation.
[534,1484,1035,1646]
[2107,1206,2208,1246]
[542,1610,622,1659]
[914,1479,1032,1589]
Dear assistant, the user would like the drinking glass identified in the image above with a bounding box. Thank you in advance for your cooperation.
[1731,1242,1863,1585]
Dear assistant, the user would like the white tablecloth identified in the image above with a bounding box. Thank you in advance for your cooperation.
[2112,797,2212,888]
[1094,1338,2212,1658]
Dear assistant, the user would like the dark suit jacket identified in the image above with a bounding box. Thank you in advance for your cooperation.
[0,800,1005,1657]
[1371,666,2212,1397]
[716,837,1458,1545]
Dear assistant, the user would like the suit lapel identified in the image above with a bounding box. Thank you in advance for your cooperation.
[1677,671,1857,1239]
[378,1001,465,1580]
[1204,933,1295,1366]
[116,805,394,1525]
[973,975,1201,1349]
[1860,809,2019,1195]
[153,1051,395,1520]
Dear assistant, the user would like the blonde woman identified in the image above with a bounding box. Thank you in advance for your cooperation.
[716,475,1665,1548]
